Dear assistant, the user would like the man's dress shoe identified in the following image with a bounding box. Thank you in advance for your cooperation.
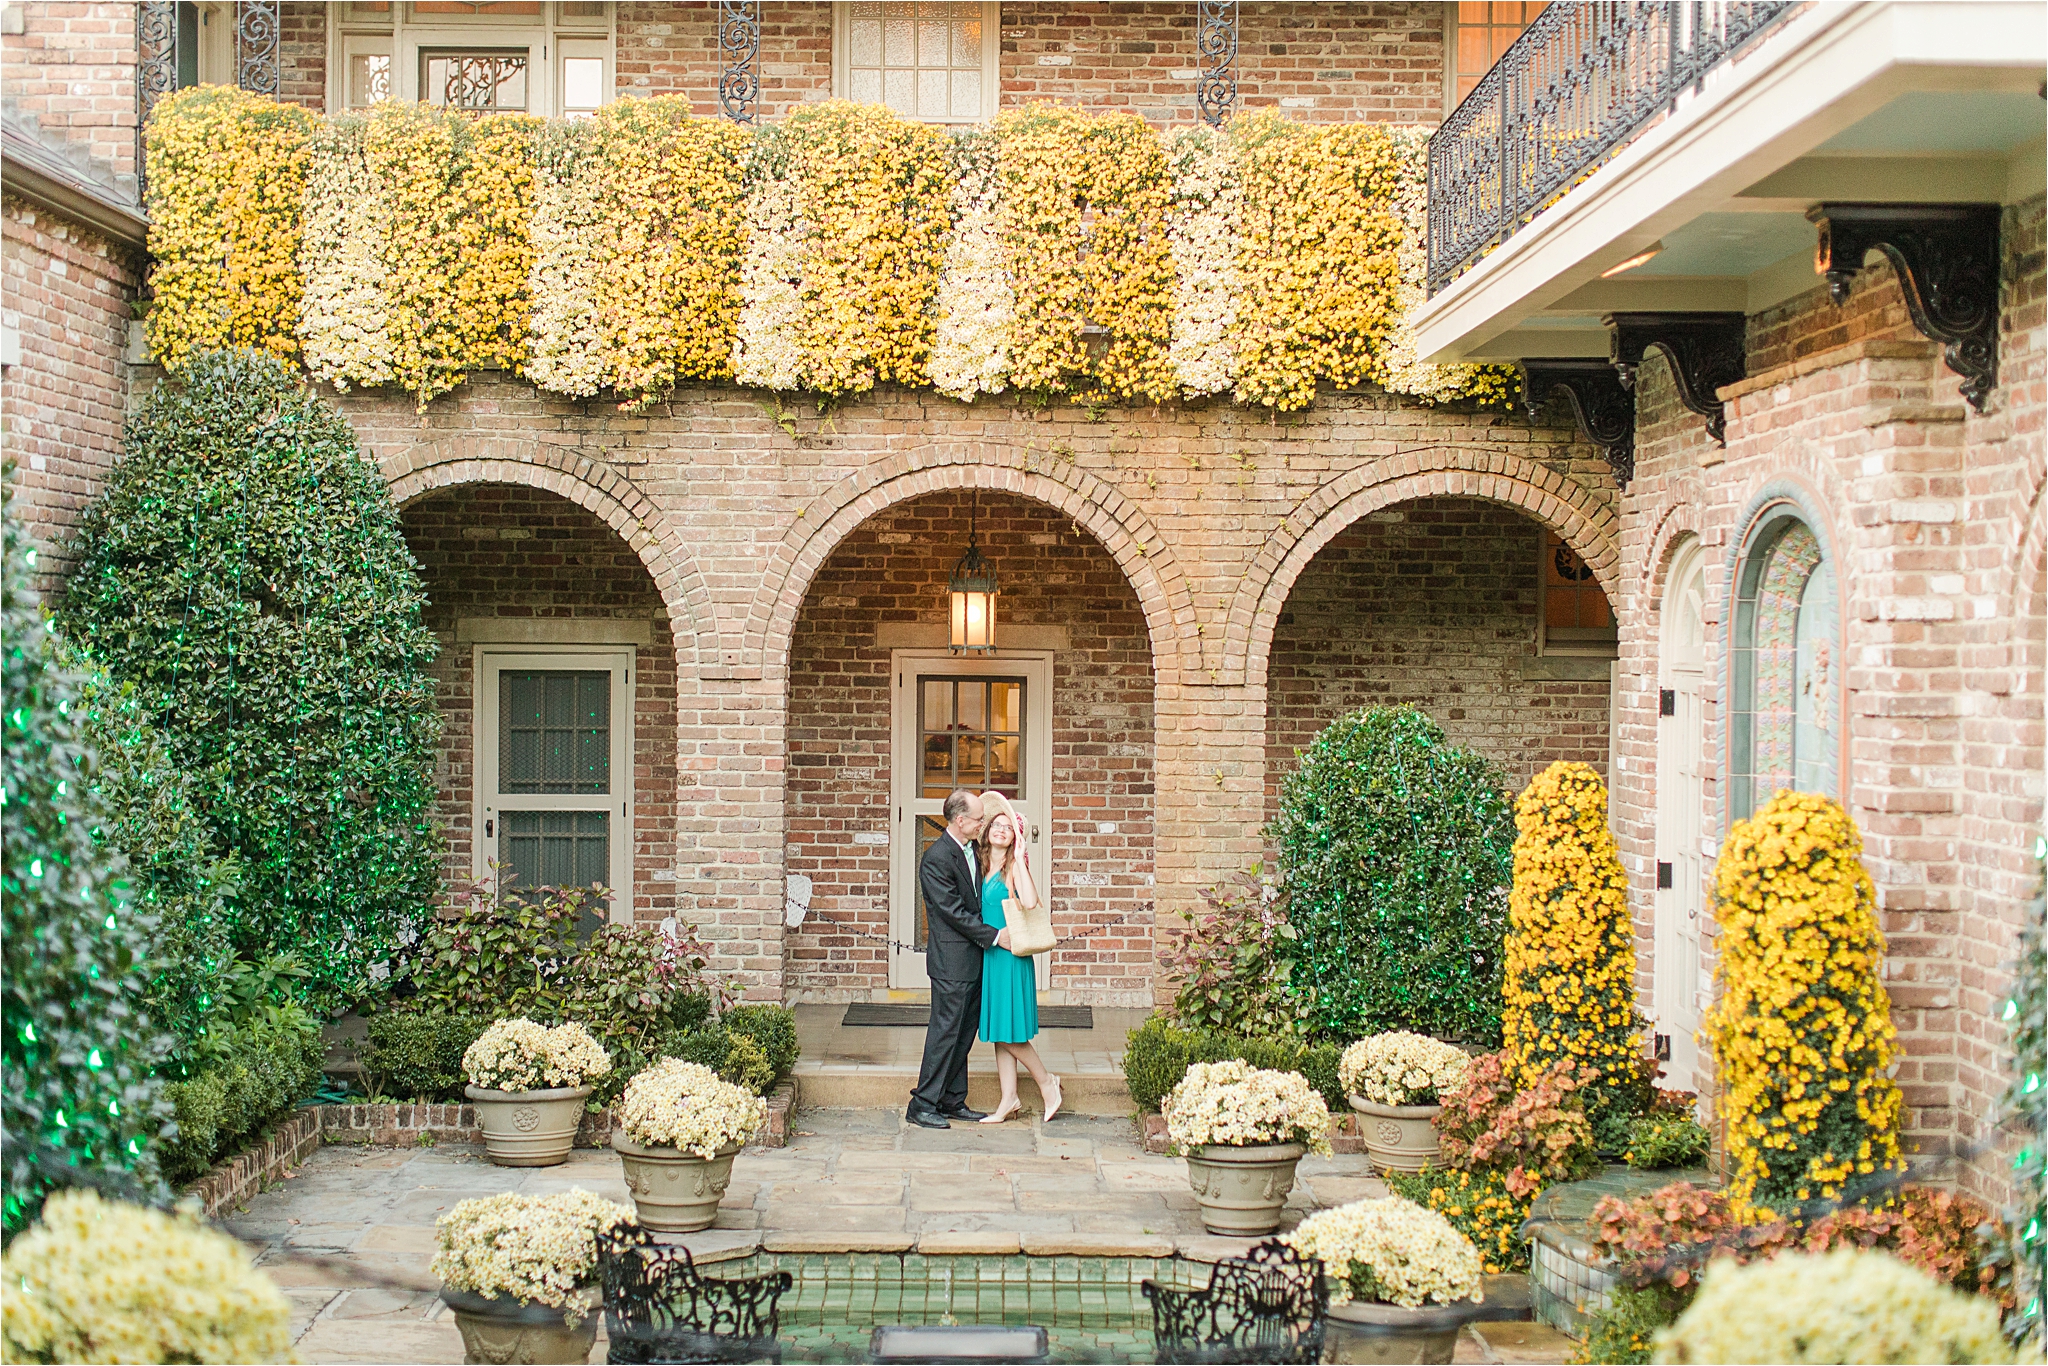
[906,1103,951,1130]
[939,1103,988,1122]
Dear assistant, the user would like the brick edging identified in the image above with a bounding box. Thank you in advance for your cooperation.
[187,1109,323,1217]
[315,1078,800,1151]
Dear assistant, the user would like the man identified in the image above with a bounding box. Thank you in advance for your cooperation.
[907,788,1014,1129]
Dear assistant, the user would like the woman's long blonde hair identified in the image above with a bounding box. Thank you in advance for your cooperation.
[977,803,1037,908]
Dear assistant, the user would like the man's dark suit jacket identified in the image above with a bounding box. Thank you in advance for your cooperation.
[919,832,998,981]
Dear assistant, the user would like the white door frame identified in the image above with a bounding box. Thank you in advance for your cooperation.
[1654,540,1708,1096]
[889,650,1053,993]
[473,644,635,924]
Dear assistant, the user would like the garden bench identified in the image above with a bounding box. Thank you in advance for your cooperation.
[1141,1238,1328,1365]
[597,1228,794,1365]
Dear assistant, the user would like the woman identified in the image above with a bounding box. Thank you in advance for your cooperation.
[976,791,1062,1124]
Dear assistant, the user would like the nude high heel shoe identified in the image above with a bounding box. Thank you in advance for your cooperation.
[1042,1075,1063,1122]
[981,1099,1020,1124]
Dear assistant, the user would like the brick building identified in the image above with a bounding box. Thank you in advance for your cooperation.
[2,0,2040,1200]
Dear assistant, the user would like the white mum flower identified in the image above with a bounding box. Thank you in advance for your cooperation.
[1162,1059,1335,1156]
[1339,1031,1469,1107]
[1284,1197,1484,1308]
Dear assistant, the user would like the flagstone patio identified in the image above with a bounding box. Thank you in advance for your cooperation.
[230,1108,1573,1364]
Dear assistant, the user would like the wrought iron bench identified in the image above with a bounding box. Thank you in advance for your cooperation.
[597,1227,793,1365]
[1142,1238,1328,1365]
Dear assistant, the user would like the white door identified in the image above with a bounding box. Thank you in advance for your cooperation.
[890,651,1053,993]
[474,646,635,927]
[1654,541,1707,1092]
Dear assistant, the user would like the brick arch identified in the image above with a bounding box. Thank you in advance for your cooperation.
[745,451,1202,685]
[1224,449,1620,689]
[383,437,714,673]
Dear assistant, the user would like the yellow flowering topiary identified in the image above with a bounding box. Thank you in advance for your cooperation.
[995,104,1177,403]
[1707,790,1905,1214]
[144,85,314,369]
[1501,761,1645,1132]
[1,1190,297,1364]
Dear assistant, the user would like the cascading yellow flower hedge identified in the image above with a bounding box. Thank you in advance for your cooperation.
[145,92,1517,415]
[994,104,1178,403]
[1707,790,1905,1214]
[1501,761,1644,1129]
[144,85,313,369]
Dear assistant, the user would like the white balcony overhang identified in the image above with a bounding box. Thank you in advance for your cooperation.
[1412,0,2048,364]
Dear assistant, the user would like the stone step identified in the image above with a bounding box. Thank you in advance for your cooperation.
[793,1063,1133,1115]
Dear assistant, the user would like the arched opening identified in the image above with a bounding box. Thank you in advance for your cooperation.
[784,489,1156,1006]
[401,483,680,928]
[1730,507,1841,822]
[1263,496,1616,822]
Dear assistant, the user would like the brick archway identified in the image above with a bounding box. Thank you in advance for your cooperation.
[1224,449,1620,689]
[745,450,1202,685]
[383,437,714,673]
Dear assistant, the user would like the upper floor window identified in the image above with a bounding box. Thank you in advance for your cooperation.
[833,2,1000,124]
[1448,1,1547,109]
[330,1,613,119]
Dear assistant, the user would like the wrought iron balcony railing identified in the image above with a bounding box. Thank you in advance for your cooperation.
[1427,1,1795,296]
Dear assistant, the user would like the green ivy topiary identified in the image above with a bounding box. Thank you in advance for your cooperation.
[1268,706,1516,1046]
[62,350,443,1005]
[2,474,172,1238]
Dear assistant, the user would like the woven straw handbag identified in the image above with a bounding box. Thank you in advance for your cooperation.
[1001,897,1057,957]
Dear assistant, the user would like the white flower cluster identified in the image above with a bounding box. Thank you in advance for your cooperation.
[525,120,607,399]
[1162,1059,1335,1156]
[1283,1197,1484,1308]
[1339,1031,1470,1108]
[1374,126,1505,406]
[298,115,393,391]
[617,1058,768,1158]
[431,1189,635,1324]
[929,129,1013,401]
[0,1190,296,1365]
[462,1018,612,1093]
[1163,124,1239,397]
[733,163,809,391]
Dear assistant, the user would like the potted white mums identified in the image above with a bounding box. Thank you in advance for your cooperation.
[1283,1197,1487,1365]
[1163,1060,1334,1236]
[611,1058,768,1232]
[1339,1031,1469,1174]
[432,1189,635,1366]
[463,1018,612,1167]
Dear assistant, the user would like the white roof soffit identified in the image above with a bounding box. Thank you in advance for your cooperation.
[1412,1,2048,364]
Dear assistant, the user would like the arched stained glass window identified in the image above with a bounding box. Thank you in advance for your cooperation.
[1730,513,1840,821]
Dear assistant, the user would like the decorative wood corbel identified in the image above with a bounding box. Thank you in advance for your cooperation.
[1809,202,2001,411]
[1519,358,1637,488]
[1605,312,1748,446]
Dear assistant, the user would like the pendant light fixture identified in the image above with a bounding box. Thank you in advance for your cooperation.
[947,490,999,655]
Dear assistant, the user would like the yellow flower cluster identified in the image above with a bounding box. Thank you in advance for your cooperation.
[1501,762,1644,1123]
[779,102,950,395]
[1,1190,297,1364]
[1706,791,1905,1214]
[144,85,313,370]
[994,104,1177,403]
[1393,1166,1537,1273]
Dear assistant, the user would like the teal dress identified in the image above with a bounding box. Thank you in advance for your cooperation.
[977,871,1038,1044]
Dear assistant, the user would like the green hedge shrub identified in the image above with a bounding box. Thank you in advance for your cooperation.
[357,1009,485,1102]
[722,1005,799,1083]
[159,1018,325,1186]
[2,474,172,1238]
[1122,1016,1342,1114]
[62,349,444,1005]
[1268,706,1516,1046]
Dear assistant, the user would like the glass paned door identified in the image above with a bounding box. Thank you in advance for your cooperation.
[476,648,633,927]
[892,652,1051,991]
[1654,541,1706,1098]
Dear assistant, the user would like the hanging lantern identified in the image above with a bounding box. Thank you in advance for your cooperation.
[948,494,999,655]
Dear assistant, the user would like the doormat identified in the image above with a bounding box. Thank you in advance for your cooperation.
[841,1004,1095,1030]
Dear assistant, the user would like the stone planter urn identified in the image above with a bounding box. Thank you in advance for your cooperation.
[1323,1297,1488,1365]
[1346,1097,1442,1175]
[465,1084,592,1168]
[1183,1141,1305,1236]
[439,1285,598,1366]
[612,1132,741,1233]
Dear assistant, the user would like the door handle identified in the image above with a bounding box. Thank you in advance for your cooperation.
[486,819,493,838]
[1031,824,1040,842]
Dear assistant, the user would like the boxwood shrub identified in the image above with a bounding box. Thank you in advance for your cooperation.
[159,1019,326,1186]
[1268,706,1516,1047]
[356,1008,486,1103]
[1122,1016,1342,1115]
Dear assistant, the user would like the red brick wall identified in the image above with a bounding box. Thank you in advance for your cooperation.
[1264,496,1612,824]
[0,195,140,591]
[785,489,1155,1003]
[279,1,327,111]
[1,1,139,193]
[400,484,680,931]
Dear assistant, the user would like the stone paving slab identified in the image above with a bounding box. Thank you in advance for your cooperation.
[225,1108,1570,1364]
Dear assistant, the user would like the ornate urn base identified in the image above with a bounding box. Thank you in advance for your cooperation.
[1183,1142,1305,1236]
[439,1285,598,1365]
[1324,1297,1487,1365]
[612,1132,741,1233]
[1347,1097,1443,1175]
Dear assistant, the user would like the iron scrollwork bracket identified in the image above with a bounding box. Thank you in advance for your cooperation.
[236,0,280,97]
[1195,1,1238,128]
[1605,311,1747,446]
[1519,359,1638,488]
[1810,202,2002,412]
[718,0,763,123]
